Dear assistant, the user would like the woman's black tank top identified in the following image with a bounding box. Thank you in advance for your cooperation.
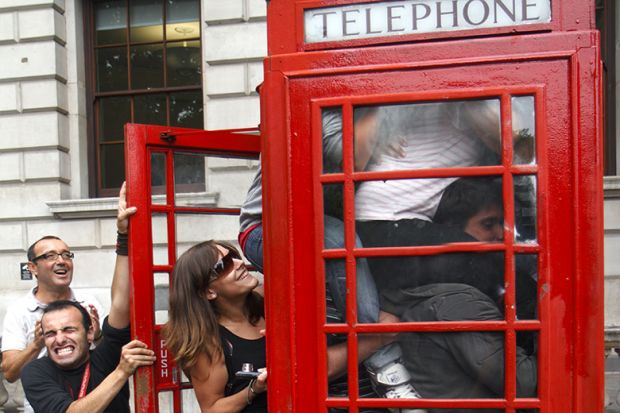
[219,324,268,412]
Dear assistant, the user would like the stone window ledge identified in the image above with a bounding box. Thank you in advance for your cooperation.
[605,176,620,199]
[47,192,219,219]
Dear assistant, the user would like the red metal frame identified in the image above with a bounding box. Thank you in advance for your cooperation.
[124,124,260,412]
[261,2,604,411]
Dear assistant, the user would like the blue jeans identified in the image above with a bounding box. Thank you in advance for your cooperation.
[243,216,379,323]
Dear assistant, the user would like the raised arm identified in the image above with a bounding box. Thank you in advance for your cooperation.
[108,182,136,329]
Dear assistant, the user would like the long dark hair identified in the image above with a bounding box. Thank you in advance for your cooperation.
[163,240,262,372]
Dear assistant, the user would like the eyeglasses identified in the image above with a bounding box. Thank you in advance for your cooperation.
[209,250,240,280]
[32,251,75,262]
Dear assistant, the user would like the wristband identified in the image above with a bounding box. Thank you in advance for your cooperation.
[116,232,128,256]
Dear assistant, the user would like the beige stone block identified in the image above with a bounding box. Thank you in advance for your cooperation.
[24,149,70,181]
[0,112,69,150]
[0,41,67,81]
[0,223,24,250]
[205,95,259,130]
[0,255,35,295]
[605,232,620,276]
[605,198,620,230]
[18,8,66,42]
[21,79,68,112]
[0,182,62,218]
[0,0,64,10]
[0,152,22,181]
[205,63,245,95]
[204,0,243,23]
[203,22,266,63]
[0,12,15,43]
[247,61,263,92]
[604,277,620,325]
[0,82,18,111]
[69,249,116,289]
[28,219,98,248]
[246,0,267,20]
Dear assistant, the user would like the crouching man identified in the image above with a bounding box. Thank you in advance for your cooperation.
[21,183,155,412]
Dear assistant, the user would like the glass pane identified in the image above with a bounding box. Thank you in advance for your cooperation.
[170,91,203,128]
[166,0,200,41]
[152,212,169,266]
[322,107,343,174]
[356,176,504,247]
[357,339,423,403]
[173,154,258,208]
[354,99,501,173]
[515,331,538,397]
[323,183,344,226]
[167,40,201,87]
[181,389,201,411]
[365,252,505,311]
[514,175,537,243]
[129,0,163,43]
[175,213,241,258]
[100,143,125,189]
[512,95,536,165]
[95,0,127,45]
[325,258,345,325]
[157,391,173,413]
[131,44,164,89]
[398,330,506,398]
[154,272,169,324]
[173,151,205,193]
[326,334,348,398]
[98,96,130,142]
[135,94,167,125]
[96,47,128,92]
[516,254,538,321]
[151,151,167,202]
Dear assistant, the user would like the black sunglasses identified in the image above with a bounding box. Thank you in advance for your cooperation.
[209,249,241,280]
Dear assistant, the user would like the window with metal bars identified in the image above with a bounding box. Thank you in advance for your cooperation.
[596,0,616,176]
[86,0,203,196]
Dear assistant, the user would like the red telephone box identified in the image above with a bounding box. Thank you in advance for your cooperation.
[124,0,604,412]
[260,0,604,413]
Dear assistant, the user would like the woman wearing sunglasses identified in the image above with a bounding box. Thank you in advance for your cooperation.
[164,240,267,412]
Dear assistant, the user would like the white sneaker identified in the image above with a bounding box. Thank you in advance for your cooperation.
[367,360,427,413]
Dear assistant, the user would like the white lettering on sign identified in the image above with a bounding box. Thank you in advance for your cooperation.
[160,339,169,379]
[304,0,551,43]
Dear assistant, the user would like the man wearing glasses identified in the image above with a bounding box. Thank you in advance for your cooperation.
[1,237,108,411]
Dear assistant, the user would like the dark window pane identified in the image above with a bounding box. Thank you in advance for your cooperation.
[170,91,203,128]
[167,40,201,87]
[151,151,166,197]
[98,96,130,142]
[173,152,205,186]
[131,44,164,89]
[514,175,537,243]
[166,0,200,41]
[135,94,167,125]
[129,0,163,43]
[96,47,128,92]
[95,0,127,45]
[100,143,125,189]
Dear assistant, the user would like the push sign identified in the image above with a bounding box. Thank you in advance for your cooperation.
[304,0,552,43]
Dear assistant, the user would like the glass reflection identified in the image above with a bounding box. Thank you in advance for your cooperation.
[98,96,130,142]
[135,94,167,125]
[167,40,201,87]
[166,0,200,41]
[516,254,538,321]
[96,47,128,92]
[131,44,164,89]
[322,107,343,174]
[151,212,169,266]
[129,0,163,43]
[173,152,205,187]
[95,0,127,45]
[514,175,537,243]
[512,95,536,165]
[170,91,203,128]
[151,151,167,201]
[154,272,169,324]
[100,143,125,189]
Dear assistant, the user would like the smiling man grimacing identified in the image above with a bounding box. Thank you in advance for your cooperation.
[20,183,156,413]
